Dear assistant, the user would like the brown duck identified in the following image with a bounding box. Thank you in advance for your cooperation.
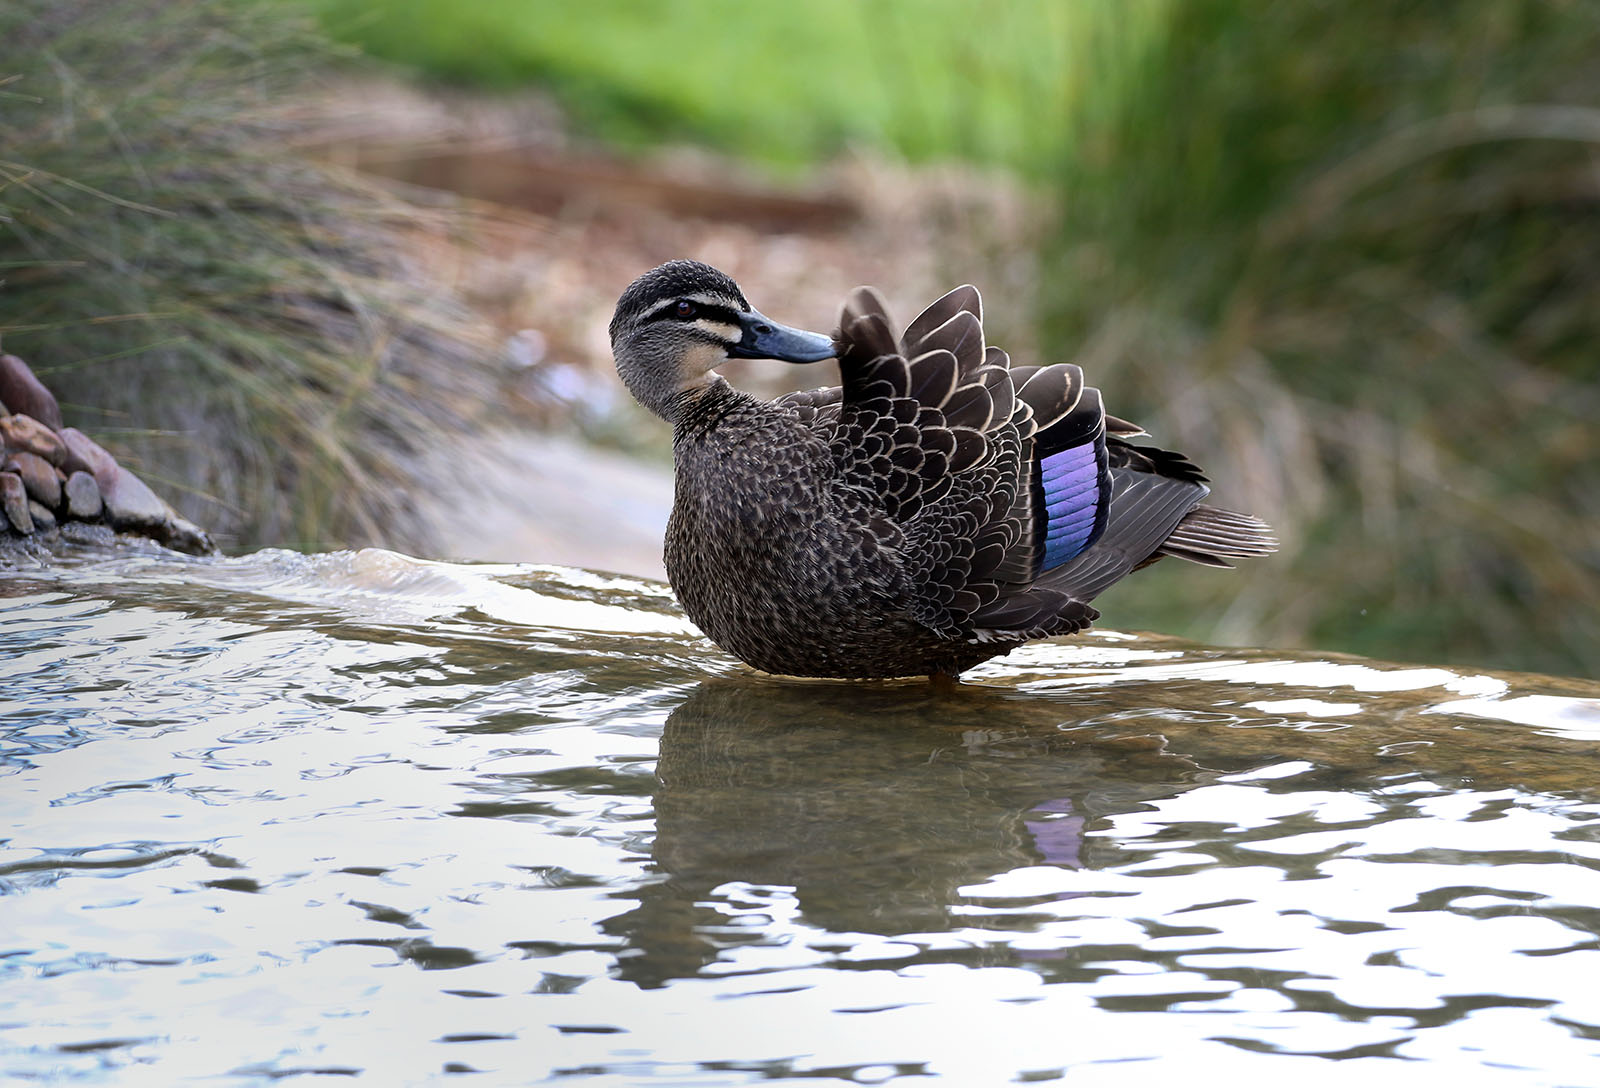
[609,260,1275,680]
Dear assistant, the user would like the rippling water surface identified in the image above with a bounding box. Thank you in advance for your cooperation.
[3,546,1599,1086]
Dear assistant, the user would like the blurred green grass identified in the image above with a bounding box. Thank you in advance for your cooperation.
[301,0,1164,175]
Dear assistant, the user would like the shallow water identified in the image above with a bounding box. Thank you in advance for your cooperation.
[3,546,1600,1086]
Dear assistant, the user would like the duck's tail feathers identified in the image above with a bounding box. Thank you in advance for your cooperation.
[1104,413,1146,437]
[1147,504,1278,569]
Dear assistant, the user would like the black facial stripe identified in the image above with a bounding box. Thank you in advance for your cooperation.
[641,301,745,327]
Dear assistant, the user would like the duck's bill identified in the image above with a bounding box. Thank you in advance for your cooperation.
[727,309,836,363]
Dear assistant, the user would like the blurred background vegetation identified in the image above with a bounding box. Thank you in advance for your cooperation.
[306,0,1164,173]
[0,0,495,549]
[3,0,1596,677]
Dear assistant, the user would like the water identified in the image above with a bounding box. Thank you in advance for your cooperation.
[4,546,1600,1086]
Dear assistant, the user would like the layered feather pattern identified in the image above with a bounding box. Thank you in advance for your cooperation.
[774,283,1277,650]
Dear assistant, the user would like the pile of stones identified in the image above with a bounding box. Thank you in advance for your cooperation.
[1,351,214,558]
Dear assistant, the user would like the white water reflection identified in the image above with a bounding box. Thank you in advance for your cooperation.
[1017,653,1510,700]
[1428,693,1600,740]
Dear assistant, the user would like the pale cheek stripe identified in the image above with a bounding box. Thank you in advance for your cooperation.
[692,319,740,340]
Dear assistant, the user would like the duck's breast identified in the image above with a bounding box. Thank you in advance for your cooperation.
[666,408,922,672]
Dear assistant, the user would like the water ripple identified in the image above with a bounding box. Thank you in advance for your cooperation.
[2,546,1598,1083]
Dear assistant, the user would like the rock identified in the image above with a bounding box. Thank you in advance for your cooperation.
[3,450,62,509]
[59,427,115,478]
[161,515,217,557]
[59,521,115,547]
[74,461,214,554]
[65,471,103,520]
[0,365,219,554]
[100,464,173,532]
[28,500,56,532]
[1,472,34,534]
[0,355,64,432]
[0,414,66,466]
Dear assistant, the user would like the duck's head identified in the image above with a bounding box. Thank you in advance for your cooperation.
[609,260,835,422]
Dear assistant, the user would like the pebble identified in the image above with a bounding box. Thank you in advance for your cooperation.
[4,450,62,509]
[0,355,64,431]
[161,515,216,557]
[0,414,66,466]
[1,472,34,534]
[65,471,103,520]
[101,464,172,532]
[59,521,115,547]
[59,427,115,479]
[28,500,56,532]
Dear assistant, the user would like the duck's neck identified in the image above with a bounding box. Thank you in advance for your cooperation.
[668,375,745,434]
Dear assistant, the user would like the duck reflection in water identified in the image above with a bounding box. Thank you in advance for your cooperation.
[603,677,1252,989]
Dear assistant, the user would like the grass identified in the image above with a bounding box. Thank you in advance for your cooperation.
[1042,0,1600,675]
[300,0,1165,177]
[0,0,496,550]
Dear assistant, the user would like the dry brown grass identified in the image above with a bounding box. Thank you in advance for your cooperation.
[1,1,497,551]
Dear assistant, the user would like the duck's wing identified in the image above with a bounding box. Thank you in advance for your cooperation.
[786,286,1011,525]
[817,286,1058,636]
[805,285,1276,644]
[972,427,1277,639]
[775,384,844,427]
[958,359,1115,639]
[885,300,1275,641]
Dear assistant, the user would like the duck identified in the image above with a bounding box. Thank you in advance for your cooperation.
[609,259,1275,681]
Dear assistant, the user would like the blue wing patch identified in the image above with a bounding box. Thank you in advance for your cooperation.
[1038,438,1109,571]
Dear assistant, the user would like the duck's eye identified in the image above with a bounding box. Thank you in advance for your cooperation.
[674,300,697,319]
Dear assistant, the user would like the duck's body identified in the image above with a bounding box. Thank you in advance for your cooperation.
[667,380,993,678]
[611,261,1276,680]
